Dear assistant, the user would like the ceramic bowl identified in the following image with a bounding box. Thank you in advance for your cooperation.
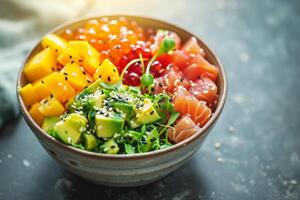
[17,15,227,187]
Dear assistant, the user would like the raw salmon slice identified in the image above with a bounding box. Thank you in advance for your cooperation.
[174,87,212,127]
[189,77,218,110]
[154,68,190,94]
[183,55,219,82]
[181,37,206,57]
[167,115,200,143]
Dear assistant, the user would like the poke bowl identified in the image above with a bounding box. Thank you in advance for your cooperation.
[17,15,227,187]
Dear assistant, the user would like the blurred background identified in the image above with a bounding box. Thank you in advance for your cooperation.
[0,0,299,199]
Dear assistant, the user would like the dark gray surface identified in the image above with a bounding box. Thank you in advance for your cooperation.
[1,0,300,199]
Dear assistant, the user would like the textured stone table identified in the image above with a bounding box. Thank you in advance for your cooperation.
[0,0,299,199]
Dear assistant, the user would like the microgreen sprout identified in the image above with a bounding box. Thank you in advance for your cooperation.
[141,34,175,87]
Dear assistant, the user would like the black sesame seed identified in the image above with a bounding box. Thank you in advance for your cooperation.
[150,111,154,115]
[87,80,91,83]
[52,67,55,71]
[180,77,184,82]
[158,83,163,87]
[99,75,102,79]
[71,61,75,64]
[114,45,121,49]
[65,77,68,81]
[55,49,58,52]
[63,72,68,76]
[82,71,86,75]
[50,94,53,98]
[111,145,116,149]
[84,86,88,89]
[44,100,48,104]
[107,76,111,82]
[113,69,116,72]
[69,55,72,59]
[41,80,44,84]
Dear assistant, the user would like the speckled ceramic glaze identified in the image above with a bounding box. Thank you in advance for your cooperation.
[17,15,227,187]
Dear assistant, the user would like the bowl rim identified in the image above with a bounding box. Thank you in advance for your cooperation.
[17,14,227,160]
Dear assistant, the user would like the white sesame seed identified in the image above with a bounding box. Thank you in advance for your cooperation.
[214,142,221,149]
[228,126,235,134]
[23,159,31,167]
[217,157,224,163]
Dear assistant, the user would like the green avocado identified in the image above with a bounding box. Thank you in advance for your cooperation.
[83,133,97,150]
[88,91,106,109]
[101,139,119,154]
[95,114,125,138]
[129,119,142,129]
[54,113,88,145]
[112,102,134,120]
[42,117,60,132]
[77,79,102,99]
[131,99,160,128]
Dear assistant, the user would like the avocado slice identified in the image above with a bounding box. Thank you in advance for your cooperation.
[54,113,87,145]
[88,91,106,109]
[101,139,119,154]
[131,99,160,128]
[129,119,143,129]
[77,79,102,99]
[95,114,125,138]
[83,133,97,151]
[42,117,60,132]
[112,102,134,120]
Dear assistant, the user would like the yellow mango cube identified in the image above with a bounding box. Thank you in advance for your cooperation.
[29,103,45,126]
[93,59,120,84]
[43,72,75,103]
[68,41,100,60]
[82,57,99,75]
[41,34,67,55]
[32,79,51,101]
[19,83,40,106]
[61,63,94,91]
[38,96,65,116]
[23,48,56,82]
[57,46,82,66]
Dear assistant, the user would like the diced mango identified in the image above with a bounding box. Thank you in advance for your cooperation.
[82,57,99,75]
[41,34,67,55]
[57,46,82,66]
[23,48,56,82]
[94,59,120,84]
[38,96,65,116]
[32,79,51,101]
[43,72,75,103]
[68,41,100,60]
[60,63,94,91]
[19,83,40,106]
[29,103,45,126]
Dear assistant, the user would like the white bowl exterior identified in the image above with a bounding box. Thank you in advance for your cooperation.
[35,127,211,187]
